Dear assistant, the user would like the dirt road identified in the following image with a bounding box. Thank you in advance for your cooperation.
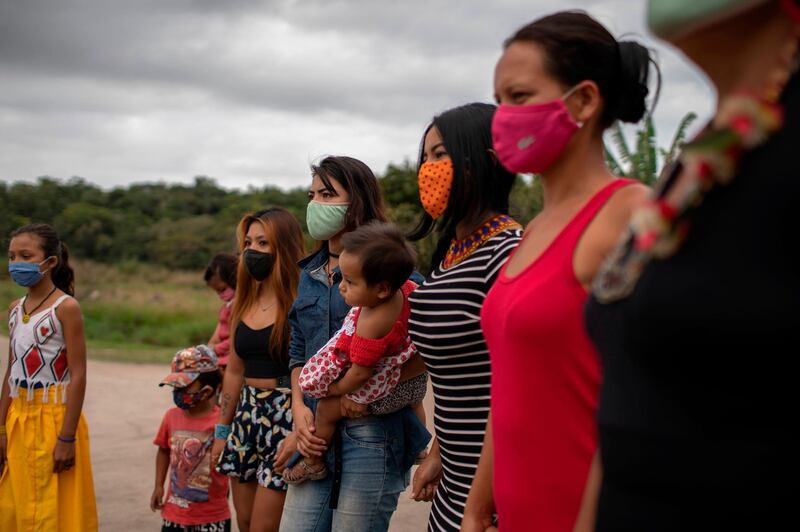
[0,336,432,531]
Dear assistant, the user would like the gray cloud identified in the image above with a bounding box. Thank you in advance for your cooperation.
[0,0,714,189]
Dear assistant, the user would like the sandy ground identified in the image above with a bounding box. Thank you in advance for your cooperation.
[1,336,432,531]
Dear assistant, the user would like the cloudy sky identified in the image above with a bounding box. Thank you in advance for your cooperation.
[0,0,716,191]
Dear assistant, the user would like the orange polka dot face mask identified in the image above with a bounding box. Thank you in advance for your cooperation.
[418,158,454,220]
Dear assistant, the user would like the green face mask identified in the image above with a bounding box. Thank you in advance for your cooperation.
[648,0,768,40]
[306,201,349,241]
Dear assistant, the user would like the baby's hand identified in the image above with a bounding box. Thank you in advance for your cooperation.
[340,396,369,418]
[150,485,164,512]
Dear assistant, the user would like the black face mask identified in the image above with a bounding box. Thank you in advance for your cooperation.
[243,249,275,282]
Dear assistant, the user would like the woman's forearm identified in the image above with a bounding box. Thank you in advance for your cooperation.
[218,354,245,425]
[1,347,13,424]
[59,302,87,438]
[291,367,307,406]
[429,436,440,457]
[60,370,86,437]
[573,452,603,532]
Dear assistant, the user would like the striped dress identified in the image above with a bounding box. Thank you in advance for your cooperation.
[409,228,522,532]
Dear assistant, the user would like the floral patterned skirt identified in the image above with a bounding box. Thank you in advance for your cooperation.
[215,385,292,491]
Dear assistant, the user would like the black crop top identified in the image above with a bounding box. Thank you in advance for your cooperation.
[234,323,290,379]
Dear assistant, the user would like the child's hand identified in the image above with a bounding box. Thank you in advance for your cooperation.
[53,438,76,473]
[273,432,298,474]
[211,438,226,466]
[339,396,368,419]
[150,485,164,512]
[292,404,327,457]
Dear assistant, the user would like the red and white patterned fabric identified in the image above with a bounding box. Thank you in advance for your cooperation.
[7,294,72,403]
[299,281,417,405]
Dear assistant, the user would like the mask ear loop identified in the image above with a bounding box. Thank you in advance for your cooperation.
[38,255,57,275]
[561,83,587,127]
[561,83,582,100]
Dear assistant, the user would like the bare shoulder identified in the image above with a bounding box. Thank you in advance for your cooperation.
[8,299,20,313]
[55,296,83,322]
[355,303,397,339]
[602,182,650,224]
[610,182,650,209]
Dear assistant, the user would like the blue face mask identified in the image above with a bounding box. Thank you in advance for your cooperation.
[8,258,53,288]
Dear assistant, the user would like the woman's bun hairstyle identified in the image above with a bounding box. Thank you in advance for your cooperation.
[613,41,653,123]
[505,10,659,128]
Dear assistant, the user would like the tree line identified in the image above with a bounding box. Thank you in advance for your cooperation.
[0,113,695,272]
[0,162,542,273]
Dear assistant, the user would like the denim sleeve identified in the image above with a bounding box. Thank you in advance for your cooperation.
[410,270,426,285]
[288,300,306,371]
[376,408,432,474]
[401,408,431,471]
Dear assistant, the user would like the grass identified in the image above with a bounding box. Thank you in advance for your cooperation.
[1,259,219,364]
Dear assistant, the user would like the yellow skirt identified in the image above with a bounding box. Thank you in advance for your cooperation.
[0,387,98,532]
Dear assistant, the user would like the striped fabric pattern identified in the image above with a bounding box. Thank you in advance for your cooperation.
[409,229,522,532]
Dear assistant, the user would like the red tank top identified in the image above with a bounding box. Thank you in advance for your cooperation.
[481,179,634,531]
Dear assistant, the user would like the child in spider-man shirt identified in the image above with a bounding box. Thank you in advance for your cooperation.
[151,346,231,532]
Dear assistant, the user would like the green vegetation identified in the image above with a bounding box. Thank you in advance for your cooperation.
[4,130,700,365]
[0,161,544,275]
[1,259,217,364]
[605,112,698,184]
[0,160,550,363]
[0,176,310,271]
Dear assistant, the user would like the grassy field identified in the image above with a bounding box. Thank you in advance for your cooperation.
[0,259,219,364]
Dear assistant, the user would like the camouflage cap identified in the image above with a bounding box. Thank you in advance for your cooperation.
[159,344,219,388]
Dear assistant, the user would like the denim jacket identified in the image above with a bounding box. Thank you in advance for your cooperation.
[288,246,430,471]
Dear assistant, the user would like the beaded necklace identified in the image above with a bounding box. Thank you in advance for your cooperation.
[594,28,799,303]
[442,214,521,270]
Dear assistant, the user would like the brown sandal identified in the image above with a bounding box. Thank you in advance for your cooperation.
[282,459,328,485]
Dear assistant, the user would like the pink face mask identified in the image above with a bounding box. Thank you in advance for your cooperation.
[218,287,235,302]
[492,85,581,174]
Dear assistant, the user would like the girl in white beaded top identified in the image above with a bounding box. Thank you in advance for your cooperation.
[0,223,97,531]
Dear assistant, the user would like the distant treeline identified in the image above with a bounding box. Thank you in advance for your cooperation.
[0,162,542,272]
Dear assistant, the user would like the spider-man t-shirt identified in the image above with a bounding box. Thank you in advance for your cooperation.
[154,406,230,526]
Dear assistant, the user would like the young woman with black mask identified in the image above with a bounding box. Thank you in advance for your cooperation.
[210,208,305,532]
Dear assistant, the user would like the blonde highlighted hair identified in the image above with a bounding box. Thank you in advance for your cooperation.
[230,208,305,360]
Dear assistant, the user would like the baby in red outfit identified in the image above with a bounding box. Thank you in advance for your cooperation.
[285,222,427,484]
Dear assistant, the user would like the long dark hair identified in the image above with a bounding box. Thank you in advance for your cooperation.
[9,224,75,296]
[506,11,658,128]
[311,156,388,235]
[230,208,305,360]
[408,103,516,269]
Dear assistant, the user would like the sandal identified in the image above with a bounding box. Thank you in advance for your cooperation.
[282,459,328,485]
